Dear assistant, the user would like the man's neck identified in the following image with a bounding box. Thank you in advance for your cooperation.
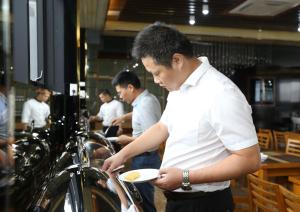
[106,98,113,103]
[35,97,43,102]
[179,57,202,86]
[134,88,145,99]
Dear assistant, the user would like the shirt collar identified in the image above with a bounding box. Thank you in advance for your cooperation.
[180,57,210,90]
[132,89,148,107]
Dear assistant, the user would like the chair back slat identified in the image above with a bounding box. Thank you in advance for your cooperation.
[272,130,288,151]
[279,185,300,212]
[259,128,274,149]
[257,132,271,150]
[286,138,300,157]
[247,174,285,212]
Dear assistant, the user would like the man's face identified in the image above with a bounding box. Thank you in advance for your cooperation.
[99,94,110,103]
[141,56,180,91]
[115,85,133,104]
[39,90,50,102]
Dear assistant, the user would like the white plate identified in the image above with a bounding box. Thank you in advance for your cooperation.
[119,169,159,183]
[106,137,118,142]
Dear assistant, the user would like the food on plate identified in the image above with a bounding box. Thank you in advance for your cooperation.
[124,171,141,181]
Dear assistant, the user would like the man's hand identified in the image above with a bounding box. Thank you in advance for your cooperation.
[117,135,133,145]
[102,153,126,173]
[153,167,183,191]
[112,116,124,126]
[89,116,96,122]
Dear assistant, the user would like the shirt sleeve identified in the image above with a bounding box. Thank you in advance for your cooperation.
[97,105,104,120]
[160,93,171,126]
[0,100,7,125]
[45,104,50,119]
[21,101,31,124]
[210,86,258,151]
[160,103,169,126]
[116,101,124,117]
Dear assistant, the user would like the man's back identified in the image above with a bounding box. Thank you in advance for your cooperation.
[132,90,161,138]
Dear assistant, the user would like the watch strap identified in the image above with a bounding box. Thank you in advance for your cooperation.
[182,169,192,190]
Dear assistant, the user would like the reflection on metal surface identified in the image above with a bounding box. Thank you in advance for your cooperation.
[2,120,142,211]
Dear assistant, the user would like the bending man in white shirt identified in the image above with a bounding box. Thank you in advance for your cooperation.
[102,22,261,212]
[21,88,51,131]
[111,70,161,212]
[89,89,124,137]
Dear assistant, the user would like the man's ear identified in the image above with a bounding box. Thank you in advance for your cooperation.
[172,53,184,69]
[127,84,134,92]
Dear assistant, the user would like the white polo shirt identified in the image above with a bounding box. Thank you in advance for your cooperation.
[97,99,124,126]
[21,98,50,128]
[160,57,258,192]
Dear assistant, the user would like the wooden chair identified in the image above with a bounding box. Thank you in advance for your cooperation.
[259,128,274,150]
[247,174,285,212]
[286,132,300,140]
[279,185,300,212]
[231,178,249,212]
[273,130,288,152]
[286,138,300,157]
[257,132,271,150]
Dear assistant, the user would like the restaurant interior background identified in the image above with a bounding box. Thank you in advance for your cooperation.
[1,0,300,211]
[2,0,300,132]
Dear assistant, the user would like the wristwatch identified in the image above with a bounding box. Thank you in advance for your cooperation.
[181,169,192,190]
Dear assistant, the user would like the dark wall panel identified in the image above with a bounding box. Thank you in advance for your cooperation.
[13,0,29,84]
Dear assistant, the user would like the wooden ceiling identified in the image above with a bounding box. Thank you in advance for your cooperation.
[107,0,300,32]
[101,0,300,43]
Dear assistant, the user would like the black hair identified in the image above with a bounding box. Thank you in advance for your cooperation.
[112,71,141,89]
[131,22,194,67]
[99,89,112,96]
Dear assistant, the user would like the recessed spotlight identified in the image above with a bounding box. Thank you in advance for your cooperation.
[189,15,195,25]
[202,4,209,15]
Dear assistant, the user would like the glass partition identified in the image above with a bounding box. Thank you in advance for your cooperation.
[250,78,275,105]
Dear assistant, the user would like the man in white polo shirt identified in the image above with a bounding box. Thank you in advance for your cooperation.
[111,70,161,212]
[89,89,124,137]
[103,23,260,212]
[21,88,51,131]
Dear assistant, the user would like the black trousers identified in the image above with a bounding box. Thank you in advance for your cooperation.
[103,125,121,152]
[164,187,233,212]
[103,125,119,137]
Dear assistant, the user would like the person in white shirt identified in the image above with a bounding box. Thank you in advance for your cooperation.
[102,22,261,212]
[89,89,124,137]
[0,75,14,168]
[111,70,161,212]
[21,88,51,130]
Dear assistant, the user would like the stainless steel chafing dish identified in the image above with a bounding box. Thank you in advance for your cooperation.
[28,130,142,212]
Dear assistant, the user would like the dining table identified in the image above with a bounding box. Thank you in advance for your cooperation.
[255,151,300,181]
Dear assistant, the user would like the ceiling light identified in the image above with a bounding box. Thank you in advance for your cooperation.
[202,4,209,15]
[189,15,195,25]
[189,5,195,14]
[298,10,300,32]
